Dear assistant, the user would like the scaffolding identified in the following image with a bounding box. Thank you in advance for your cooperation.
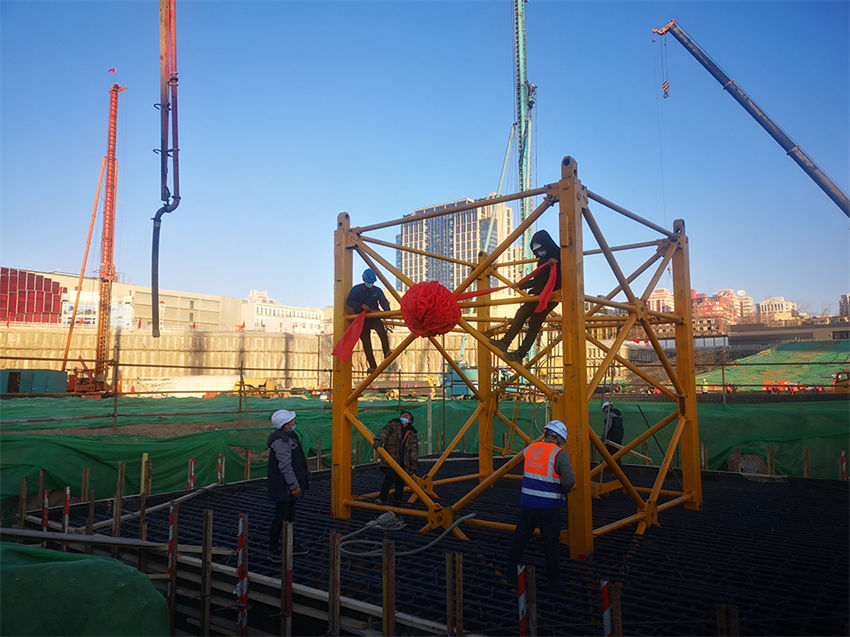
[331,156,702,558]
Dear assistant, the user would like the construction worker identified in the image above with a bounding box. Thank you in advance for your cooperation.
[372,409,419,505]
[506,420,575,591]
[489,230,561,362]
[601,401,624,467]
[346,268,391,373]
[266,409,310,561]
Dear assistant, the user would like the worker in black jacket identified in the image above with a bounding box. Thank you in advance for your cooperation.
[267,409,310,561]
[346,268,391,373]
[490,229,561,362]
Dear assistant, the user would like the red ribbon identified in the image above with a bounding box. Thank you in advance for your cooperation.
[331,310,366,361]
[455,261,557,313]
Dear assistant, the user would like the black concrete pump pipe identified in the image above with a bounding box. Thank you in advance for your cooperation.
[152,0,181,338]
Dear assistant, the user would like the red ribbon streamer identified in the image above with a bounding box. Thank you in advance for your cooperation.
[331,310,366,361]
[455,261,557,312]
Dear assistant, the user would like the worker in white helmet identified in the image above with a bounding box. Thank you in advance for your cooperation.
[266,409,310,561]
[506,420,575,591]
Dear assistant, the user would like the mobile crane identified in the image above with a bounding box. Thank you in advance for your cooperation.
[66,83,127,394]
[653,19,849,218]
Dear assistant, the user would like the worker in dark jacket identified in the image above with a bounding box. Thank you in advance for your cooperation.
[346,268,391,373]
[490,230,561,362]
[267,409,310,560]
[601,401,624,469]
[507,420,575,591]
[372,409,419,505]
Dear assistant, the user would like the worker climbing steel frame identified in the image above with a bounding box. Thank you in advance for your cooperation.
[331,156,701,558]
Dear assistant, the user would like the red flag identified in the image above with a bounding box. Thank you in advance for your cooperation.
[5,318,9,328]
[192,321,196,329]
[137,319,142,329]
[107,68,117,73]
[332,311,366,362]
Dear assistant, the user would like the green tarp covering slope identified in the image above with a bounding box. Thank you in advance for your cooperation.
[1,400,847,509]
[696,340,849,388]
[0,542,169,636]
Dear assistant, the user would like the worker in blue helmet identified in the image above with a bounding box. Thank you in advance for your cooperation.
[346,268,391,373]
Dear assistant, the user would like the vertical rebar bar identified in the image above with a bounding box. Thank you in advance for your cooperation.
[455,552,464,636]
[328,530,341,635]
[200,509,213,636]
[81,467,90,500]
[282,520,293,637]
[86,489,95,553]
[446,553,455,635]
[167,503,178,635]
[526,565,537,637]
[112,461,124,558]
[17,478,26,529]
[382,538,395,636]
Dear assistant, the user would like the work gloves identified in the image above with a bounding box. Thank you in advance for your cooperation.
[373,439,382,450]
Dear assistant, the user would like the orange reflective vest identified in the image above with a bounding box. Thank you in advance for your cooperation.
[520,441,564,508]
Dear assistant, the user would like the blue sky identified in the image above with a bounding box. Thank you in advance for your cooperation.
[2,0,848,314]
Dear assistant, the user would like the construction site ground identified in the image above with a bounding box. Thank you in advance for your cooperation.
[16,458,850,636]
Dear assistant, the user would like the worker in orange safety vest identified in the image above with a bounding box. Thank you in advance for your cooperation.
[506,420,575,591]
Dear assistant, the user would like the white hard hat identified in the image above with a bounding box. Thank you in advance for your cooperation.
[601,401,612,409]
[543,420,567,441]
[271,409,296,429]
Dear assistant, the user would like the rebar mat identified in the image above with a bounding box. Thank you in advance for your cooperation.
[73,461,849,636]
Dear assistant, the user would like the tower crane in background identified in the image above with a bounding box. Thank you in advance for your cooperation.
[66,83,127,394]
[514,0,536,269]
[151,0,181,338]
[653,19,850,219]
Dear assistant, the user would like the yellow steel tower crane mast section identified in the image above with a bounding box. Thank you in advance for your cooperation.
[331,156,701,558]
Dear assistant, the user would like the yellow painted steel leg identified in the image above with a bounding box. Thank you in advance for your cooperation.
[672,219,702,510]
[332,213,354,519]
[556,156,593,559]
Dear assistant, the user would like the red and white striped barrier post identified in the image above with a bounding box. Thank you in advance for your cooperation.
[63,486,70,551]
[42,489,49,547]
[518,564,528,637]
[236,514,248,635]
[841,450,847,480]
[601,579,613,637]
[187,457,195,490]
[217,454,223,484]
[167,503,178,633]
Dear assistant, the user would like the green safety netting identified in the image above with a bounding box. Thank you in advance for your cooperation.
[0,542,169,636]
[696,340,849,389]
[1,399,847,510]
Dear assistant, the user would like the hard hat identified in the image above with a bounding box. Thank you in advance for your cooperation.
[601,401,612,409]
[543,420,567,441]
[271,409,296,429]
[363,268,377,283]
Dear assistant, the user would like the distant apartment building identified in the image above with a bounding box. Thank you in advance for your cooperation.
[839,293,850,318]
[395,196,515,291]
[647,288,675,314]
[757,296,798,323]
[241,290,323,335]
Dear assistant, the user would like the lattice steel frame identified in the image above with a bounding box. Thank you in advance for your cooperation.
[331,156,701,558]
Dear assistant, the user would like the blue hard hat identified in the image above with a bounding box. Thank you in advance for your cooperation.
[363,269,377,283]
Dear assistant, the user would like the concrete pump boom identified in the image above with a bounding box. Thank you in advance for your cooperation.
[151,0,181,337]
[653,19,849,219]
